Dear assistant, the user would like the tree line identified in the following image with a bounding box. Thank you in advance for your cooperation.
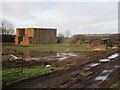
[0,18,119,44]
[0,19,14,35]
[0,19,15,43]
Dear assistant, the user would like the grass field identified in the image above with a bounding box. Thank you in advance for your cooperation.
[2,66,56,86]
[1,44,92,86]
[2,44,93,61]
[2,44,117,87]
[3,44,92,54]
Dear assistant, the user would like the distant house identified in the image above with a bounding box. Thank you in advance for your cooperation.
[90,38,109,47]
[101,38,109,44]
[90,40,101,47]
[15,28,57,45]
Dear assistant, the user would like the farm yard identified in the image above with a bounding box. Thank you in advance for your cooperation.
[1,43,120,88]
[1,1,120,88]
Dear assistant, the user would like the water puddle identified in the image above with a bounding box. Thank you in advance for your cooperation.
[89,63,100,67]
[9,52,78,61]
[25,58,40,61]
[108,53,119,59]
[95,75,108,81]
[57,53,77,60]
[57,53,77,57]
[115,65,120,68]
[58,57,68,60]
[84,63,100,70]
[95,67,116,81]
[68,53,77,57]
[84,67,91,70]
[10,54,18,59]
[10,54,22,60]
[99,59,110,62]
[102,70,112,73]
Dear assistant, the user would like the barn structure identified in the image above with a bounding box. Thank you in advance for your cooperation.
[15,28,57,45]
[90,38,110,47]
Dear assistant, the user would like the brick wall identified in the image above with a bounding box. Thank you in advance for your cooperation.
[90,40,102,47]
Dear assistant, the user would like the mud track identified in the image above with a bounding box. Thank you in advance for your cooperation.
[8,52,120,88]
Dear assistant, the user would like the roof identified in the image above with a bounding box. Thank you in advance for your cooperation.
[101,38,109,40]
[16,27,56,30]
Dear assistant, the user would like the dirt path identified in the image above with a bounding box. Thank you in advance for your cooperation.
[71,56,119,88]
[8,52,120,88]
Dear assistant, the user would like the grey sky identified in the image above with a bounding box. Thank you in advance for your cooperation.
[1,1,118,36]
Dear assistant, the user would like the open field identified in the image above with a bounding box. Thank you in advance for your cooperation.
[2,44,92,54]
[1,43,119,88]
[1,1,119,88]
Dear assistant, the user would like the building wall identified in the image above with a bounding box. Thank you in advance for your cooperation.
[90,39,110,47]
[90,40,102,47]
[15,28,57,45]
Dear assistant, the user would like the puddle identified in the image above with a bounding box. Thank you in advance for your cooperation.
[84,63,100,70]
[24,58,39,61]
[57,53,77,57]
[68,53,77,57]
[99,59,110,62]
[89,63,100,67]
[84,67,91,70]
[95,75,108,81]
[102,70,112,73]
[56,53,77,60]
[108,53,119,59]
[10,54,18,59]
[98,53,119,63]
[42,56,56,60]
[115,65,120,68]
[41,53,77,61]
[10,54,22,60]
[58,57,68,60]
[10,52,78,61]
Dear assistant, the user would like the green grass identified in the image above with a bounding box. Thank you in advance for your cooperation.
[1,55,11,61]
[2,66,56,86]
[1,44,92,61]
[2,44,92,61]
[3,44,92,53]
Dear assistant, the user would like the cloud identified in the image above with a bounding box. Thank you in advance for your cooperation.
[2,2,44,20]
[2,0,119,2]
[2,2,118,35]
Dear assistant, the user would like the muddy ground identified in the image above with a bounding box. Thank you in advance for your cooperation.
[6,51,120,88]
[2,50,116,69]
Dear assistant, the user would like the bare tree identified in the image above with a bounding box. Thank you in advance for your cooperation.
[65,30,70,38]
[57,33,65,43]
[0,19,14,35]
[70,34,86,44]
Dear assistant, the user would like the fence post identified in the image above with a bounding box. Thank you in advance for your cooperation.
[22,53,24,73]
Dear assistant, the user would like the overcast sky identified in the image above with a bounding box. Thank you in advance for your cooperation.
[1,1,118,36]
